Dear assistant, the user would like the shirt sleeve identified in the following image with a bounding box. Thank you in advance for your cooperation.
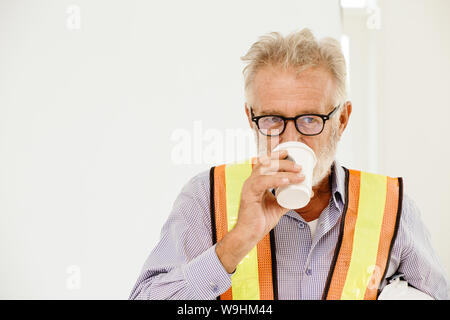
[397,194,450,300]
[128,171,233,300]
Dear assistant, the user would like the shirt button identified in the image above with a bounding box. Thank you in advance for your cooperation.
[305,268,312,276]
[298,222,305,229]
[210,283,219,293]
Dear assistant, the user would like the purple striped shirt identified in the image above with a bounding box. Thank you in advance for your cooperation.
[129,161,449,300]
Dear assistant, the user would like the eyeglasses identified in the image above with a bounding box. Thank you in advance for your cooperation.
[250,105,340,136]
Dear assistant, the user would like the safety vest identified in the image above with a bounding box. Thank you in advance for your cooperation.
[209,159,403,300]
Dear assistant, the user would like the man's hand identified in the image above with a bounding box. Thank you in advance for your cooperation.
[216,150,304,273]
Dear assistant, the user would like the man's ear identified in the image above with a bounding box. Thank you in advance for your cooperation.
[338,101,352,136]
[245,103,253,128]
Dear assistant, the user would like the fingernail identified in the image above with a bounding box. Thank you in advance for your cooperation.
[294,164,302,170]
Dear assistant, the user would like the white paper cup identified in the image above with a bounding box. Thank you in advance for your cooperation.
[272,141,317,209]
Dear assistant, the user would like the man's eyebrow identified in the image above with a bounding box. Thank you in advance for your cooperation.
[258,109,284,115]
[257,108,320,116]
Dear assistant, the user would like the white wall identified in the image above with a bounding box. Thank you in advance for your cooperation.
[0,0,342,299]
[377,0,450,278]
[342,0,450,280]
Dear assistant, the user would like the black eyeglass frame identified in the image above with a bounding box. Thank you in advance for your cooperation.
[250,105,340,136]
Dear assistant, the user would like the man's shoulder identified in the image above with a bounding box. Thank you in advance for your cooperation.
[400,192,423,226]
[178,168,211,200]
[190,169,211,187]
[188,168,211,184]
[170,169,212,224]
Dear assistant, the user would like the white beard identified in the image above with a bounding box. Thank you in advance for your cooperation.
[311,123,339,187]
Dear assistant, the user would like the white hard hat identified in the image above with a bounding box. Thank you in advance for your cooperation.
[378,276,434,300]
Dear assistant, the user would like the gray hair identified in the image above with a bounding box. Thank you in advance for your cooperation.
[241,28,347,107]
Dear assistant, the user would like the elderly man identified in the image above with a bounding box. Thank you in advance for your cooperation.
[129,29,449,300]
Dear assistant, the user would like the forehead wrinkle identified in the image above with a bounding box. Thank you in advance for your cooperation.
[251,66,335,115]
[252,95,328,116]
[256,107,320,116]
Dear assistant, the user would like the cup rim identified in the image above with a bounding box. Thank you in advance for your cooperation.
[273,141,317,162]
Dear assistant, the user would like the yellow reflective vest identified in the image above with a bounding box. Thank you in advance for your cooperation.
[209,159,403,300]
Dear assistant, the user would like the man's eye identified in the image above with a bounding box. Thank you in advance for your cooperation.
[301,116,318,124]
[266,116,282,124]
[260,116,283,127]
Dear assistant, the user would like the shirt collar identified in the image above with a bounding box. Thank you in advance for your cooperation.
[330,159,346,212]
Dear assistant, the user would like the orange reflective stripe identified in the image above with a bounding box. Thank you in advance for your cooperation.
[256,234,274,299]
[212,164,233,300]
[213,164,227,242]
[325,169,361,299]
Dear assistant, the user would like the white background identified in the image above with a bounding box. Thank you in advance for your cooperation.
[0,0,449,299]
[0,0,341,299]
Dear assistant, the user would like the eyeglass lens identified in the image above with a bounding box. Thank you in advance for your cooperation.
[258,115,324,136]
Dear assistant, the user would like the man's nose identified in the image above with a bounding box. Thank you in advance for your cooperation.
[281,119,301,141]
